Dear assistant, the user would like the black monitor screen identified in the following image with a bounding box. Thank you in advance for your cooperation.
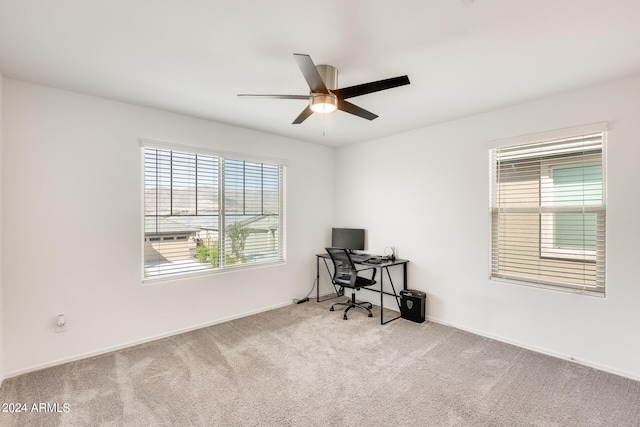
[331,228,365,251]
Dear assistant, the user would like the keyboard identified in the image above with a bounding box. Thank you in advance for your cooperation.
[350,254,386,264]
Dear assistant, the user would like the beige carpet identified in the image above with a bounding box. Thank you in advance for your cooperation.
[1,299,639,426]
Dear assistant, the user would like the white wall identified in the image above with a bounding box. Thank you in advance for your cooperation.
[2,80,335,376]
[0,73,4,385]
[335,74,640,380]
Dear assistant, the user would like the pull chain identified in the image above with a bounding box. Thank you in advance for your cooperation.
[322,112,326,137]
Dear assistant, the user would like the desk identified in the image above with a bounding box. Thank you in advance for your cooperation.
[316,254,409,325]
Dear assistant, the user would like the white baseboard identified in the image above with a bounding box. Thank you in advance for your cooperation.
[426,314,640,382]
[3,300,293,381]
[7,301,634,383]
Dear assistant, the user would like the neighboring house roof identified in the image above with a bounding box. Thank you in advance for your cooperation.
[234,213,277,228]
[145,217,201,235]
[145,213,278,235]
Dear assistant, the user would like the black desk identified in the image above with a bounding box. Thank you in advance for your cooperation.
[315,254,409,325]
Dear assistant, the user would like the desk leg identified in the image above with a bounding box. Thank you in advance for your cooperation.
[404,263,408,290]
[316,256,320,302]
[380,266,384,325]
[316,256,345,303]
[381,265,403,325]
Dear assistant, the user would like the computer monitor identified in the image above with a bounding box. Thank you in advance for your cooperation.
[331,228,365,252]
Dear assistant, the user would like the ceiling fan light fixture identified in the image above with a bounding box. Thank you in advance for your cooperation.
[310,93,338,114]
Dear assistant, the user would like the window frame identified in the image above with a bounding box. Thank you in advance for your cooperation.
[489,123,607,296]
[141,139,287,283]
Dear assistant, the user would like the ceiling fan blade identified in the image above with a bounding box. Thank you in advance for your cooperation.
[333,75,410,100]
[237,94,309,100]
[293,54,329,94]
[292,106,314,124]
[337,100,378,121]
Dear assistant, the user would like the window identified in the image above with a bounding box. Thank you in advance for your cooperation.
[490,128,605,294]
[143,144,286,281]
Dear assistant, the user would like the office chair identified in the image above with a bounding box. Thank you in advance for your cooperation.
[325,247,377,320]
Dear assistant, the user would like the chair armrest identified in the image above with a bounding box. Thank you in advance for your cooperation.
[355,265,377,281]
[355,265,378,273]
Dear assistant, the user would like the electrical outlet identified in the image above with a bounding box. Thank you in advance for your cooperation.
[55,314,67,333]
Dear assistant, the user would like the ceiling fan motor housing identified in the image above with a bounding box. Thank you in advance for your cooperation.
[315,64,338,90]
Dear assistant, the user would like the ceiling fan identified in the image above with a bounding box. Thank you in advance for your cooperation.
[238,54,410,124]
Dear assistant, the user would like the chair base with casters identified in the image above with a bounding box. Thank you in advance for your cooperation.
[330,289,373,320]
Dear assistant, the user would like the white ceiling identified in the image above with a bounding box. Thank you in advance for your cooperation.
[1,1,640,147]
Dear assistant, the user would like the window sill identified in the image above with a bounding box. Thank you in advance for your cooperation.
[490,275,605,298]
[142,259,286,285]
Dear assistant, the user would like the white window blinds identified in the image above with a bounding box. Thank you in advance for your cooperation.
[490,131,606,294]
[143,145,285,281]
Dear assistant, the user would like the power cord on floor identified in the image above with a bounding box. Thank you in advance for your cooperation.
[293,276,317,304]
